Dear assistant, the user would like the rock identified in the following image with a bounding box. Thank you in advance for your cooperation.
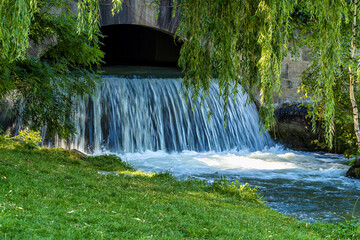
[66,149,87,160]
[271,104,319,151]
[346,157,360,179]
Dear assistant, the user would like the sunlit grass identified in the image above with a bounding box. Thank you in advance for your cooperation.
[0,140,359,239]
[118,170,155,177]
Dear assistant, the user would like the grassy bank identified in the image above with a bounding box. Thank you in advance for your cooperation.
[0,140,359,239]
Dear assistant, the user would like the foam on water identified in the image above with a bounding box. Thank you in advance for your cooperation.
[111,145,360,222]
[117,145,346,177]
[3,70,358,223]
[66,75,358,223]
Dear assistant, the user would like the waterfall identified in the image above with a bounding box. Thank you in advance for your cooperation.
[69,76,274,153]
[4,75,359,222]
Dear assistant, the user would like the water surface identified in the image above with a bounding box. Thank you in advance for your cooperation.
[115,146,360,223]
[64,71,359,223]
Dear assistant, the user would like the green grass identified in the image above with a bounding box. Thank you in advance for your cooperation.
[0,140,359,239]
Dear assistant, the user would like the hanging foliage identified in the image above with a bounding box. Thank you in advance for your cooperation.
[1,0,360,152]
[0,0,122,138]
[176,0,293,129]
[174,0,360,152]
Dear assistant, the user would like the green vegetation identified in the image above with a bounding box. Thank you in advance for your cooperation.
[2,0,360,153]
[2,0,360,154]
[297,0,360,154]
[0,139,359,239]
[0,0,105,138]
[302,62,360,156]
[175,0,360,154]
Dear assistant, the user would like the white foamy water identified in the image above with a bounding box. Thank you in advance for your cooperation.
[47,75,359,223]
[4,68,358,223]
[68,76,273,153]
[110,145,360,223]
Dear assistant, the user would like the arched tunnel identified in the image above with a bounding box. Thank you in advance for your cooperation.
[100,24,183,67]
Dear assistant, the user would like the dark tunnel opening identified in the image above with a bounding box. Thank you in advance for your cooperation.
[100,24,183,67]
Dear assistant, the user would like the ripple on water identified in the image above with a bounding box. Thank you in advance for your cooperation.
[102,145,360,223]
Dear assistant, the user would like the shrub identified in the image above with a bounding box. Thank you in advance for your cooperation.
[154,171,174,179]
[0,132,12,148]
[0,128,41,149]
[211,176,262,203]
[14,128,42,145]
[85,154,133,171]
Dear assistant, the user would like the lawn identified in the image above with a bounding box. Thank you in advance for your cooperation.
[0,139,358,239]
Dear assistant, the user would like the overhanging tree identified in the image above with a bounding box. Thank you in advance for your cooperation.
[0,0,121,138]
[348,0,360,150]
[174,0,360,154]
[1,0,360,154]
[296,0,360,153]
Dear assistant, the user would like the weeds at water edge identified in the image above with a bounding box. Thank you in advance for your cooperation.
[210,176,263,203]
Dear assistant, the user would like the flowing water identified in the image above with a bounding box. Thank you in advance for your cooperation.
[68,76,273,153]
[18,72,360,222]
[118,148,359,222]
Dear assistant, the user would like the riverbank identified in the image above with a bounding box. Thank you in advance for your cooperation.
[0,140,358,239]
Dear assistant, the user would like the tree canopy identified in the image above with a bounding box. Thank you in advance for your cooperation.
[1,0,360,153]
[0,0,111,137]
[174,0,360,153]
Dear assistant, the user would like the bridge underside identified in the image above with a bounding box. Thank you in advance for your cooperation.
[101,24,182,67]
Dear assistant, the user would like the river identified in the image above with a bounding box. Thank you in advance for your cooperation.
[53,68,360,222]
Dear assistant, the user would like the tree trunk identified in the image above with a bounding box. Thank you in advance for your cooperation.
[349,0,360,151]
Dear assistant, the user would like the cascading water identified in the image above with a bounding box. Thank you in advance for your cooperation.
[69,76,273,154]
[4,73,359,222]
[62,75,359,223]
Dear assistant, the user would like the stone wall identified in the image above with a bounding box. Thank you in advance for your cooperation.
[22,1,325,151]
[70,0,311,109]
[272,49,315,150]
[98,0,311,108]
[99,0,179,34]
[93,0,315,150]
[275,48,311,109]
